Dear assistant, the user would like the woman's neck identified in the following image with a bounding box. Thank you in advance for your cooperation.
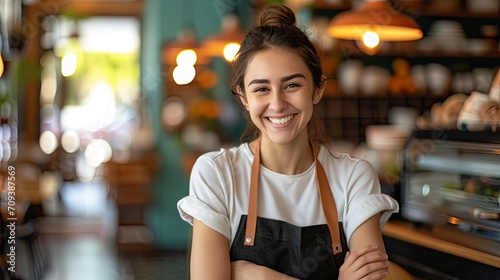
[250,134,314,175]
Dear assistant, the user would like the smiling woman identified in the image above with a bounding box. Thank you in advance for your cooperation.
[177,4,398,280]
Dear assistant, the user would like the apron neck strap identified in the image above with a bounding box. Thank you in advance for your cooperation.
[243,137,260,246]
[312,142,343,254]
[244,138,343,255]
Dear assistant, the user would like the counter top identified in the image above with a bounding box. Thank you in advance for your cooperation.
[382,221,500,269]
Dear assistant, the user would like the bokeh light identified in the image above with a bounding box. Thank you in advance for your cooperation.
[176,49,197,66]
[162,97,186,131]
[61,52,77,77]
[173,65,196,85]
[39,131,58,154]
[84,139,113,168]
[223,43,240,62]
[61,130,81,153]
[76,153,96,182]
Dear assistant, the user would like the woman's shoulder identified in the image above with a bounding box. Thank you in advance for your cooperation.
[320,145,361,162]
[196,142,252,166]
[319,145,374,171]
[190,142,252,184]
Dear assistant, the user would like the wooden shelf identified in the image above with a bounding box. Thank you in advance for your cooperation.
[322,95,448,100]
[401,5,500,19]
[335,40,500,59]
[382,221,500,269]
[46,0,144,16]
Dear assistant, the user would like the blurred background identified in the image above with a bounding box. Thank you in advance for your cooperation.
[0,0,499,279]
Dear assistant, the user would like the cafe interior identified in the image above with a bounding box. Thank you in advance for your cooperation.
[0,0,499,279]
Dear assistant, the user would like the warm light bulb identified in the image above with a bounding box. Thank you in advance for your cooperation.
[61,52,77,77]
[356,31,382,55]
[362,31,380,49]
[0,53,4,77]
[173,65,196,85]
[223,43,240,62]
[176,49,197,66]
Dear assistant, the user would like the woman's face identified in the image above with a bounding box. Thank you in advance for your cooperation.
[239,48,324,145]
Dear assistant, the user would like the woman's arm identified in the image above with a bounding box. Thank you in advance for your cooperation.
[191,219,298,280]
[231,261,299,280]
[190,218,231,280]
[339,214,390,280]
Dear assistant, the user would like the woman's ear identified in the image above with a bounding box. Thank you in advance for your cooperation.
[237,86,248,109]
[313,76,326,104]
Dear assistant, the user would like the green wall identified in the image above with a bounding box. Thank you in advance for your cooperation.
[141,0,250,250]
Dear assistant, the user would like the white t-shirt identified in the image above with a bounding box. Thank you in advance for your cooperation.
[177,143,399,247]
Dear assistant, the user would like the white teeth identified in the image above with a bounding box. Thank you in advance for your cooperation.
[268,115,294,125]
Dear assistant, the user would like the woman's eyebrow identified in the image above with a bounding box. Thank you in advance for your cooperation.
[247,73,306,86]
[248,79,270,86]
[281,73,306,82]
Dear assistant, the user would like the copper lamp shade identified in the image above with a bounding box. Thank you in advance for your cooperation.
[162,27,211,66]
[327,0,423,41]
[202,13,244,58]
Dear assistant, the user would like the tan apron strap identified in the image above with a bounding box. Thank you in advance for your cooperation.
[312,143,343,255]
[244,139,260,246]
[244,139,343,254]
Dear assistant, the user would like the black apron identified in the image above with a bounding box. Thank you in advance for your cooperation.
[230,140,349,279]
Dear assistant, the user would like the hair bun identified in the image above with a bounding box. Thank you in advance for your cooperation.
[259,5,296,27]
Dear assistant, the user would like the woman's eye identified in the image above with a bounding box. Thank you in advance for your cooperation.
[286,83,300,89]
[254,87,268,92]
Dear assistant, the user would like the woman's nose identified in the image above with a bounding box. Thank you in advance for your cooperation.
[269,90,287,112]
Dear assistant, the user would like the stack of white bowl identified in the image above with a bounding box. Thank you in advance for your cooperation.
[365,125,409,151]
[426,20,468,53]
[354,125,409,175]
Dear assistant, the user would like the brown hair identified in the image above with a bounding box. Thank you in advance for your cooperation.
[230,4,328,145]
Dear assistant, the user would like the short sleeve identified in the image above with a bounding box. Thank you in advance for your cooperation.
[344,160,399,243]
[177,155,231,241]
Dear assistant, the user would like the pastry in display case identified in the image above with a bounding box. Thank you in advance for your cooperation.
[400,130,500,257]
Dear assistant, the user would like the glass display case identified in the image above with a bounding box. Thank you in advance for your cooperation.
[400,130,500,257]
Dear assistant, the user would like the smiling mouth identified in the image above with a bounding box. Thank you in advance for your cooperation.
[267,114,296,125]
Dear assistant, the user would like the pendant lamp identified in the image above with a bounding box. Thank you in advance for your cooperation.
[163,27,203,65]
[202,13,244,62]
[327,0,422,42]
[162,27,209,85]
